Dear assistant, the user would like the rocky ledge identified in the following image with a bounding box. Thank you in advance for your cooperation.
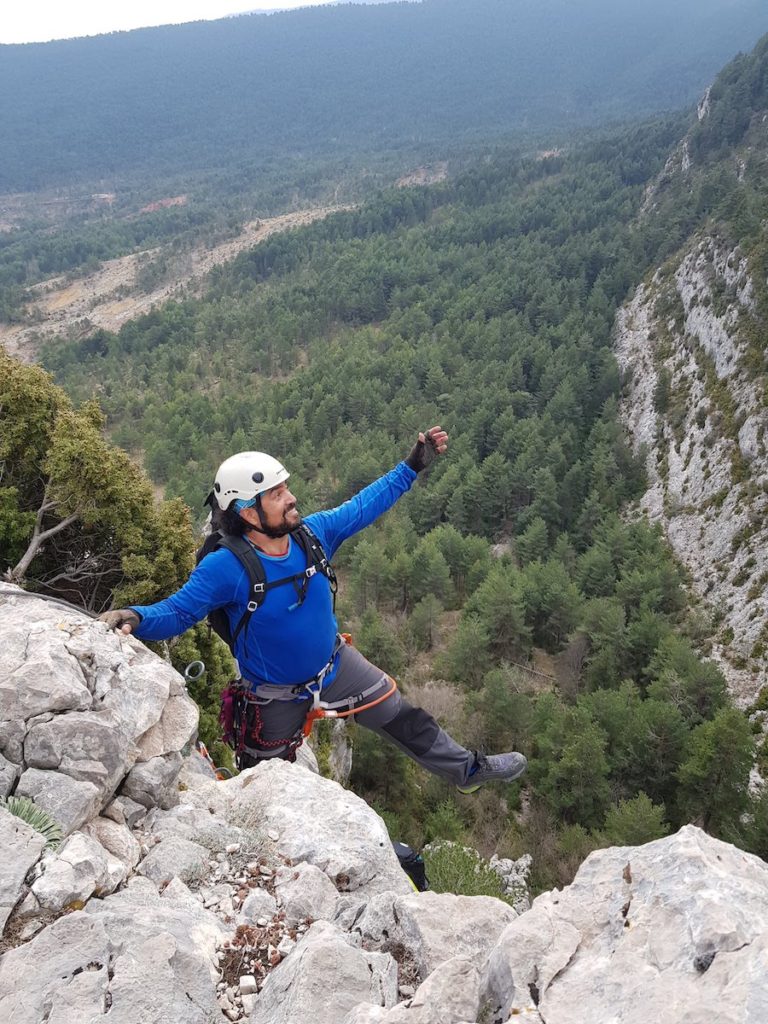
[1,589,767,1023]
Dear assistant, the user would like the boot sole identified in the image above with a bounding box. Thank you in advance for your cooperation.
[456,765,527,794]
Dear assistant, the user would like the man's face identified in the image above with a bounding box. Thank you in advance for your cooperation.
[258,482,300,534]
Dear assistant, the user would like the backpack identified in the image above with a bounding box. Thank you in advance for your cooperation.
[195,523,337,654]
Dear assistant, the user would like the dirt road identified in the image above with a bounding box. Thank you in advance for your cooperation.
[0,206,348,363]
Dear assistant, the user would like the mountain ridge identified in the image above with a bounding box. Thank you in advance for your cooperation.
[1,0,766,190]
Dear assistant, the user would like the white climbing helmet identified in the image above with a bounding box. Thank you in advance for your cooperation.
[213,452,290,510]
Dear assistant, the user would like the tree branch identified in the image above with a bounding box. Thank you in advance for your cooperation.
[8,511,80,583]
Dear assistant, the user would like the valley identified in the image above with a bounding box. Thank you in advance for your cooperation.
[0,205,349,362]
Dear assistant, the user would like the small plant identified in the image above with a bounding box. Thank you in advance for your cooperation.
[423,840,508,902]
[0,796,63,850]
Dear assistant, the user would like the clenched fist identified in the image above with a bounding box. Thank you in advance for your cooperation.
[405,425,449,473]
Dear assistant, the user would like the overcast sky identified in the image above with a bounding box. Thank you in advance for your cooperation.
[0,1,366,45]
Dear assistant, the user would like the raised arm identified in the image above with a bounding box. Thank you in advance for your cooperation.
[307,426,448,556]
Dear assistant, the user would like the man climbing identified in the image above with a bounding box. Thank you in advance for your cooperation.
[99,427,527,793]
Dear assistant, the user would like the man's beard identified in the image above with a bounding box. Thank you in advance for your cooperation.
[257,508,301,539]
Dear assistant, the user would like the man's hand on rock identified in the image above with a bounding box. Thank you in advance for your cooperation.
[98,609,140,634]
[405,425,449,473]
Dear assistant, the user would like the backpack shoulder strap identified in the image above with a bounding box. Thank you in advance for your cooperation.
[296,523,338,607]
[211,533,268,648]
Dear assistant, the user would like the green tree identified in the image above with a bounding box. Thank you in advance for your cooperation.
[599,793,670,846]
[545,717,612,828]
[409,537,453,609]
[0,352,193,611]
[464,563,531,662]
[408,594,443,652]
[356,608,405,677]
[646,635,727,726]
[676,707,754,834]
[441,613,492,689]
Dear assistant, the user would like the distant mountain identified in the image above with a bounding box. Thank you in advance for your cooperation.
[0,0,766,191]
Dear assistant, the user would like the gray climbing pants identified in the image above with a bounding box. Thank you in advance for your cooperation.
[240,642,475,786]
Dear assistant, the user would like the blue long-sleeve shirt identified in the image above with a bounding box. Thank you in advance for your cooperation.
[130,461,417,687]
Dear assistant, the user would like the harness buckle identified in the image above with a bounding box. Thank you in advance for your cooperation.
[252,583,266,595]
[246,600,259,612]
[305,565,317,578]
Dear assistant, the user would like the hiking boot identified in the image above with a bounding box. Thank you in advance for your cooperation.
[456,752,527,794]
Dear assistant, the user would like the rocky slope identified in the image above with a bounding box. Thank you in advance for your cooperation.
[2,587,768,1023]
[0,206,347,364]
[616,83,768,708]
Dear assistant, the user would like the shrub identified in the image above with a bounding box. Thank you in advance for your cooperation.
[423,841,508,901]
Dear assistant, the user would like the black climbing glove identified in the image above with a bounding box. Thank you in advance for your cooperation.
[98,609,141,634]
[405,426,449,473]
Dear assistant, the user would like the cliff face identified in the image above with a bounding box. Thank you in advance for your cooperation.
[615,42,768,707]
[616,236,767,705]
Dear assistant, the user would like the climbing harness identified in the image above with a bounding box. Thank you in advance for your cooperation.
[221,633,398,767]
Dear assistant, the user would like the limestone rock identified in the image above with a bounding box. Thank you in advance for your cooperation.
[0,751,19,797]
[137,834,210,886]
[363,956,482,1024]
[179,748,218,782]
[0,806,46,934]
[103,794,147,827]
[0,877,227,1024]
[25,708,131,796]
[0,630,93,721]
[135,693,198,760]
[147,801,249,851]
[0,720,25,765]
[327,718,353,785]
[84,816,142,870]
[484,825,768,1024]
[343,1007,388,1024]
[15,767,101,836]
[31,831,126,911]
[220,760,412,896]
[239,887,278,924]
[251,919,398,1024]
[121,750,183,809]
[348,889,517,979]
[296,740,320,774]
[0,913,112,1024]
[274,861,340,925]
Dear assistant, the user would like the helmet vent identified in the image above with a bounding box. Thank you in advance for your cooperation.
[252,472,264,484]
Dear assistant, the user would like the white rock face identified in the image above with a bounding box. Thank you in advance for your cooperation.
[84,816,142,870]
[274,860,340,925]
[0,584,198,832]
[485,825,768,1024]
[239,887,278,924]
[0,878,228,1024]
[355,956,482,1024]
[615,239,768,705]
[218,760,413,896]
[250,920,398,1024]
[31,831,126,911]
[346,889,517,980]
[136,834,210,886]
[0,807,46,932]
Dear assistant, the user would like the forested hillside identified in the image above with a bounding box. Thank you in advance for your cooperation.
[31,71,768,887]
[1,0,766,190]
